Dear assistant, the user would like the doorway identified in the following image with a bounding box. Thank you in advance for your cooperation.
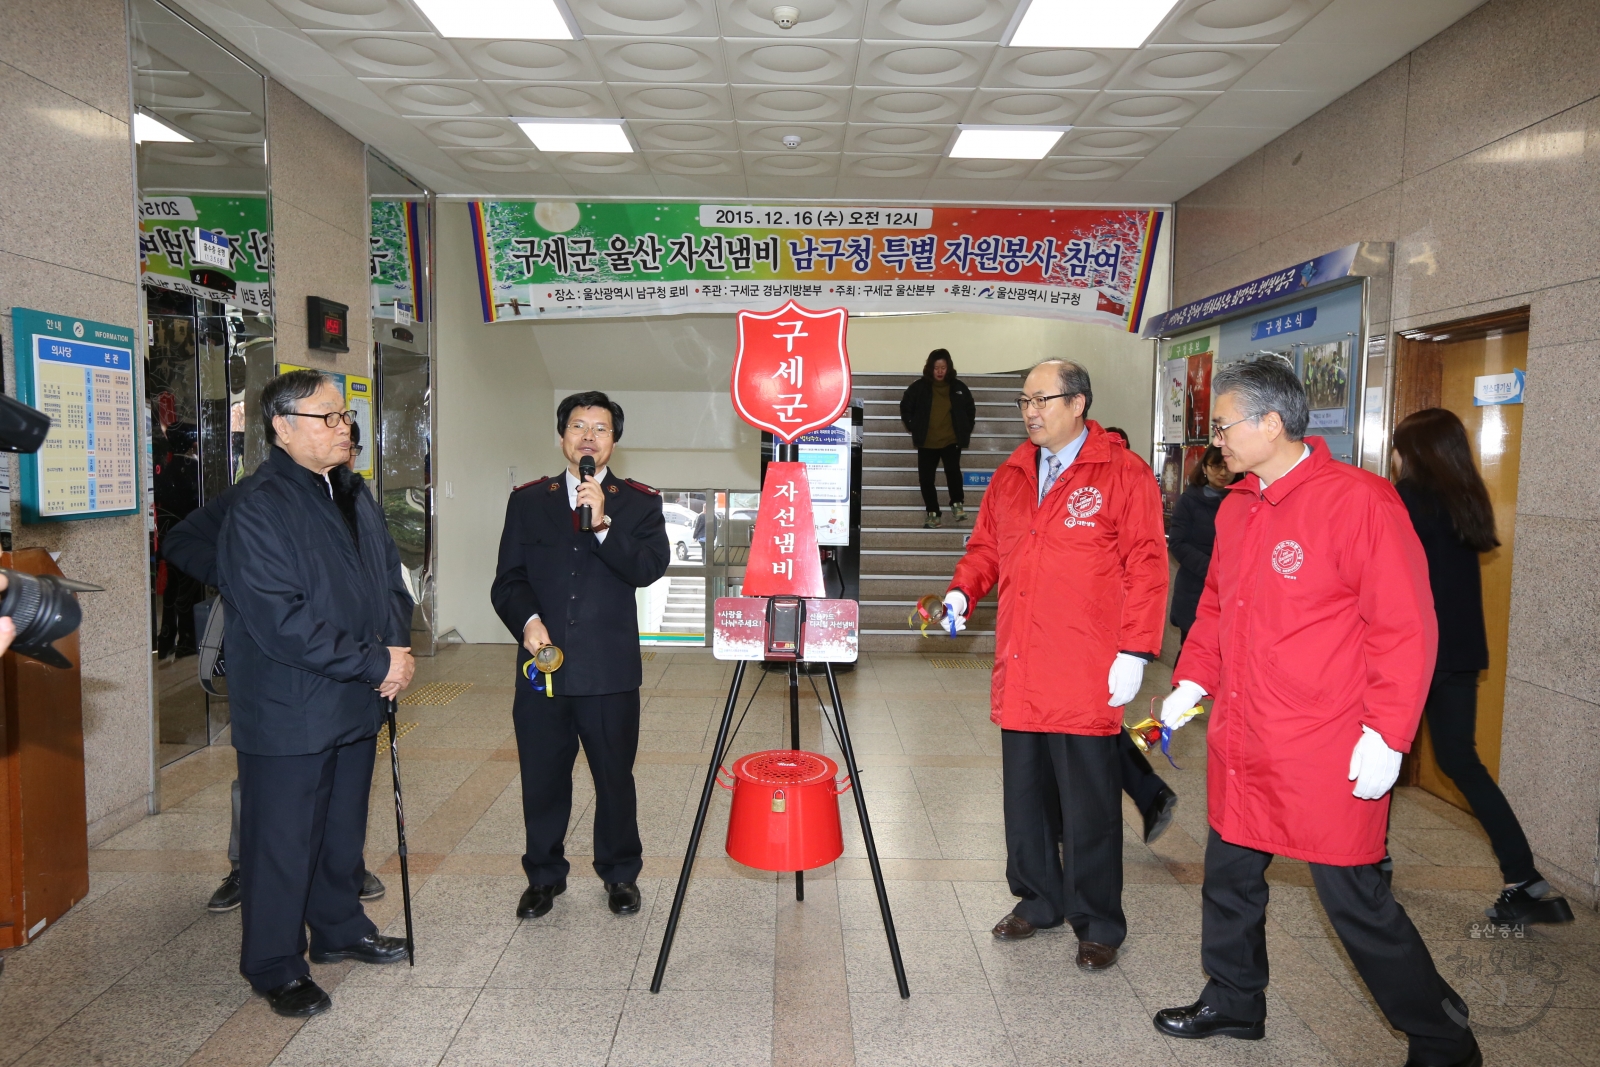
[1393,307,1529,809]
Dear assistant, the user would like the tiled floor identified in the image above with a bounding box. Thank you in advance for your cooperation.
[3,644,1596,1067]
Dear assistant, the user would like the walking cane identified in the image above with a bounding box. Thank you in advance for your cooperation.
[386,696,416,966]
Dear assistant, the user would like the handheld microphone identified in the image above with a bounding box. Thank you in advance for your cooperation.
[578,455,595,531]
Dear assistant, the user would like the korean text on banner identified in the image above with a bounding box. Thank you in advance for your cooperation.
[468,201,1163,331]
[743,462,824,598]
[139,195,272,313]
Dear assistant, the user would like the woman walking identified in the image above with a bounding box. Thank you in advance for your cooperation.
[1392,408,1572,924]
[899,349,976,528]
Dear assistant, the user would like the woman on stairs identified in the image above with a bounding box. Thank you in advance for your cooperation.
[899,349,976,529]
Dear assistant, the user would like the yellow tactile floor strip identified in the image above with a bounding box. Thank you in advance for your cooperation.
[399,681,474,706]
[928,657,994,669]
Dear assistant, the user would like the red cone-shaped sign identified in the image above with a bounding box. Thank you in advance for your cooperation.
[742,462,824,598]
[732,301,850,443]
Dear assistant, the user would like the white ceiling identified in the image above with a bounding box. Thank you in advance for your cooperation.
[170,0,1486,205]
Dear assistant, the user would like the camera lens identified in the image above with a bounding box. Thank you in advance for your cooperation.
[0,568,88,669]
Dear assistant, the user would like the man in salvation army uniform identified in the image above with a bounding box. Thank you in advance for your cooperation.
[490,390,670,921]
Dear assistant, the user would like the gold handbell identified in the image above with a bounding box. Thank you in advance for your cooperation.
[1126,717,1164,753]
[533,643,564,698]
[906,593,947,636]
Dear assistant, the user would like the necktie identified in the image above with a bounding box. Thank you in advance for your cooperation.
[1041,454,1062,503]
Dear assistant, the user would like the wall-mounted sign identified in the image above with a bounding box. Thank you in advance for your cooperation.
[1474,369,1525,406]
[1145,243,1370,337]
[468,200,1164,331]
[371,200,425,321]
[1251,306,1317,340]
[138,195,272,313]
[12,308,139,522]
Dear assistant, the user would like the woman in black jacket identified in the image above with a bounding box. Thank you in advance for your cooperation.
[899,349,976,528]
[1391,408,1572,925]
[1167,445,1235,647]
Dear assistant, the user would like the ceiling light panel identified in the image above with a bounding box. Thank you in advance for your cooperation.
[1008,0,1182,49]
[412,0,577,40]
[949,125,1066,159]
[134,111,192,143]
[518,118,635,152]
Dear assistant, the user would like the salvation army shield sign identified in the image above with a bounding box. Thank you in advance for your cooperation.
[731,301,850,443]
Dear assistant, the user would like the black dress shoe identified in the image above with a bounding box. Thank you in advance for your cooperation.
[207,870,242,913]
[1403,1036,1481,1067]
[1485,879,1574,924]
[309,933,409,965]
[1142,787,1178,844]
[1154,1001,1264,1041]
[264,975,332,1018]
[517,881,566,919]
[606,881,642,915]
[360,869,386,902]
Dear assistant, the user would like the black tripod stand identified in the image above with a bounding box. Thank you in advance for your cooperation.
[649,657,910,998]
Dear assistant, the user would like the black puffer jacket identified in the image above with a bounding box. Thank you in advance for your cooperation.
[1167,483,1226,631]
[216,446,414,756]
[899,377,976,449]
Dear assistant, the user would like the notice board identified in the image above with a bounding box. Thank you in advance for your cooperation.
[12,308,139,522]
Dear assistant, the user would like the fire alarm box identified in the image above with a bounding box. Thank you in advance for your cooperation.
[307,296,349,353]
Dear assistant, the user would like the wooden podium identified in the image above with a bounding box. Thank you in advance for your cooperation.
[0,548,89,949]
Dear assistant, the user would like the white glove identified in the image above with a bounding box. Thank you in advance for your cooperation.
[1348,725,1402,800]
[942,591,968,634]
[1161,680,1207,731]
[1107,653,1145,707]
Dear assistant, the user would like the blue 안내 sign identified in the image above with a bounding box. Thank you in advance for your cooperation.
[1144,243,1364,337]
[963,471,991,488]
[1251,306,1317,340]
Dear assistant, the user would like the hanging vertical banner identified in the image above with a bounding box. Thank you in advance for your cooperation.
[138,195,273,313]
[370,200,425,321]
[468,201,1162,330]
[13,308,140,522]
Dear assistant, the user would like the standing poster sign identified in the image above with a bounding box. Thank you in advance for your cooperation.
[13,308,139,522]
[1184,350,1214,446]
[795,416,851,546]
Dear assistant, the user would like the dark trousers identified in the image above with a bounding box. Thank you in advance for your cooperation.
[917,444,964,514]
[236,738,378,992]
[1425,671,1537,884]
[513,688,643,886]
[1002,730,1125,946]
[1199,829,1475,1065]
[1117,731,1168,812]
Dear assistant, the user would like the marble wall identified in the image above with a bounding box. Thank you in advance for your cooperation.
[0,0,155,844]
[1172,0,1600,905]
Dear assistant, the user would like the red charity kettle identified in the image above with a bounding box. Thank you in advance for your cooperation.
[720,750,850,872]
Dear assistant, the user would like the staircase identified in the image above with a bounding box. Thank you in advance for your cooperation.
[852,370,1024,653]
[660,575,707,636]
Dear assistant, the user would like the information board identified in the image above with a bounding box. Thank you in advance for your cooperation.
[794,415,851,546]
[13,308,139,522]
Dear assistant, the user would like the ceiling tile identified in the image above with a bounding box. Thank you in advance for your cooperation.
[1080,90,1221,127]
[842,152,941,179]
[644,150,744,175]
[980,47,1129,90]
[148,107,266,143]
[615,83,736,121]
[723,38,861,85]
[856,40,995,87]
[266,0,431,33]
[568,0,722,38]
[417,117,527,149]
[732,85,854,122]
[361,79,501,118]
[1011,179,1114,203]
[1052,126,1178,157]
[458,39,603,81]
[745,151,843,177]
[934,155,1034,180]
[862,0,1021,43]
[549,151,651,175]
[921,176,1020,200]
[834,176,931,200]
[438,146,552,172]
[719,0,869,39]
[631,120,738,151]
[850,86,973,123]
[588,36,727,83]
[487,82,621,119]
[964,89,1093,125]
[655,174,752,196]
[299,30,474,80]
[845,123,953,153]
[737,122,848,152]
[1025,156,1138,181]
[746,176,841,198]
[561,173,664,195]
[1153,0,1336,46]
[1108,44,1276,92]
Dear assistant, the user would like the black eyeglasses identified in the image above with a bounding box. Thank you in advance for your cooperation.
[349,444,365,457]
[1015,392,1074,412]
[283,409,356,428]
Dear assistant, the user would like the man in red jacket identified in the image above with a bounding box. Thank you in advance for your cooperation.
[945,360,1167,970]
[1152,359,1479,1067]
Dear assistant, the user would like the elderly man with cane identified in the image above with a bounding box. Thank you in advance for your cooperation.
[216,369,417,1018]
[1152,358,1480,1067]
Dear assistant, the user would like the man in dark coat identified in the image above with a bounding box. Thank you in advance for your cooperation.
[491,390,670,921]
[216,370,416,1018]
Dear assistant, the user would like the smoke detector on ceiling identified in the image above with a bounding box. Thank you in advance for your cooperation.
[782,134,802,149]
[772,6,800,30]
